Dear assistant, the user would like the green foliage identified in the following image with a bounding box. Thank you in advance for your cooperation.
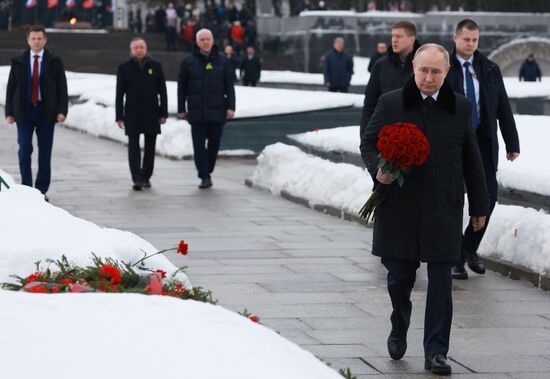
[339,367,357,379]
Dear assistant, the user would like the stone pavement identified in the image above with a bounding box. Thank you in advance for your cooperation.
[1,122,550,378]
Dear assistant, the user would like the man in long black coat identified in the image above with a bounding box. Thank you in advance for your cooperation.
[116,37,168,191]
[5,26,68,201]
[360,21,420,139]
[361,44,490,376]
[178,28,236,189]
[239,46,261,86]
[446,19,520,279]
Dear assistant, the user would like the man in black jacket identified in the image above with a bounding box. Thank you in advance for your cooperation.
[519,54,542,82]
[5,26,68,201]
[361,44,489,375]
[178,28,236,189]
[367,41,388,73]
[240,45,261,86]
[116,37,168,191]
[360,21,420,138]
[446,19,520,280]
[323,37,354,93]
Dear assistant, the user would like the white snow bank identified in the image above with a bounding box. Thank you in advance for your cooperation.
[0,175,189,286]
[250,143,550,275]
[0,290,342,379]
[250,143,372,214]
[289,116,550,197]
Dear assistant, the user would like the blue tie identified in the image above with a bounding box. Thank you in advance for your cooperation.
[463,61,478,130]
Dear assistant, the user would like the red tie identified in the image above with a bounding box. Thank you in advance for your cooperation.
[31,54,39,105]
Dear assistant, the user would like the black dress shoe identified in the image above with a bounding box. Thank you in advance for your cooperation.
[387,333,407,360]
[132,182,142,191]
[198,178,213,189]
[467,252,486,274]
[425,354,452,376]
[142,180,152,188]
[452,265,468,280]
[44,194,49,203]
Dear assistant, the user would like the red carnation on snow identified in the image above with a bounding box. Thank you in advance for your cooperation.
[98,264,122,284]
[27,272,44,283]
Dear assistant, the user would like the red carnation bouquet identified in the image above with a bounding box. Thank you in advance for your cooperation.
[359,122,430,222]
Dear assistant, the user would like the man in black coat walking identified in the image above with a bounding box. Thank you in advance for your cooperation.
[178,28,236,189]
[361,44,490,375]
[519,54,542,82]
[116,37,168,191]
[446,19,520,280]
[360,21,420,138]
[239,46,261,86]
[323,37,354,93]
[5,26,68,201]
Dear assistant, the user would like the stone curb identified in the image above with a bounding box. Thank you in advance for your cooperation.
[245,178,550,292]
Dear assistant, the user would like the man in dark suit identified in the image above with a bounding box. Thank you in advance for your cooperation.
[5,25,68,202]
[361,44,490,376]
[178,28,236,189]
[116,37,168,191]
[360,20,420,139]
[446,19,520,280]
[240,45,261,87]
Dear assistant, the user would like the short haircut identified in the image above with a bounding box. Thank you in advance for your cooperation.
[414,43,450,66]
[455,19,480,34]
[392,21,417,37]
[26,25,46,38]
[333,37,344,44]
[130,37,146,48]
[196,28,213,42]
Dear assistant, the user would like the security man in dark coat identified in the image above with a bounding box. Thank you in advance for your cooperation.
[323,37,354,93]
[446,19,520,280]
[239,45,262,86]
[367,41,388,73]
[360,21,420,139]
[116,37,168,191]
[361,44,490,376]
[177,28,236,189]
[519,54,542,82]
[5,26,68,201]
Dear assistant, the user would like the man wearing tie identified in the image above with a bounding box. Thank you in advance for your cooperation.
[5,26,68,201]
[446,19,520,280]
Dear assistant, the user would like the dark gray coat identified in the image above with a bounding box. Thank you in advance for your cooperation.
[115,57,168,136]
[447,49,520,170]
[360,78,490,263]
[5,48,68,124]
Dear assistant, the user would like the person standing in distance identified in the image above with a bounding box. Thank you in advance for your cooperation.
[5,25,68,202]
[323,37,354,93]
[116,37,168,191]
[360,21,420,139]
[367,41,388,73]
[239,45,262,87]
[446,19,520,280]
[177,28,236,189]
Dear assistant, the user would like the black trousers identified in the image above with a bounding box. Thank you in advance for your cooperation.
[382,258,453,357]
[328,86,349,93]
[190,122,224,179]
[128,134,157,183]
[459,129,498,265]
[243,79,257,87]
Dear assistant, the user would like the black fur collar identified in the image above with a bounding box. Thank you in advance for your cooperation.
[403,76,456,114]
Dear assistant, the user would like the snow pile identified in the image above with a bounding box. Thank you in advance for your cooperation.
[250,143,550,275]
[250,143,372,214]
[0,290,342,379]
[289,116,550,197]
[0,169,187,285]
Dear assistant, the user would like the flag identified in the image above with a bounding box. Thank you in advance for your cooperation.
[82,0,93,9]
[66,0,76,8]
[26,0,37,8]
[47,0,58,9]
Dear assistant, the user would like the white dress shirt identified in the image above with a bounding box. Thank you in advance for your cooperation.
[420,90,439,101]
[456,54,480,116]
